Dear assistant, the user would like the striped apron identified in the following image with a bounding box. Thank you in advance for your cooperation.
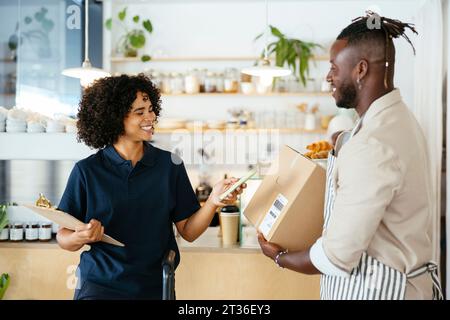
[320,126,444,300]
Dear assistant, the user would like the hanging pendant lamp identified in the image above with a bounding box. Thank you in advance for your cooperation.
[62,0,110,88]
[241,0,291,82]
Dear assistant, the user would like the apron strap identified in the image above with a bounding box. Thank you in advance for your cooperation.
[407,262,444,300]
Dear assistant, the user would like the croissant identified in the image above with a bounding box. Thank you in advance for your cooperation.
[311,150,330,159]
[306,140,332,153]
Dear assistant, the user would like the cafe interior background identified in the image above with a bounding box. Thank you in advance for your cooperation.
[0,0,449,299]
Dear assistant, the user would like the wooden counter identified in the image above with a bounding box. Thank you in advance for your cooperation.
[0,228,320,300]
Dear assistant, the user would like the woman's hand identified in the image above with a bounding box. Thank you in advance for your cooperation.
[207,177,247,207]
[257,232,284,260]
[71,219,104,245]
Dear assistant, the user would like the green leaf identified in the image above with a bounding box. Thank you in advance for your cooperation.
[105,18,112,30]
[8,34,18,51]
[24,16,32,24]
[254,32,264,41]
[270,25,284,38]
[118,7,127,21]
[41,18,54,33]
[0,274,10,300]
[143,20,153,33]
[129,30,145,49]
[133,15,139,23]
[141,55,151,62]
[34,11,43,22]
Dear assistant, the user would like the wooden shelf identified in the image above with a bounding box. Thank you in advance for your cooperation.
[161,92,331,97]
[110,55,329,63]
[155,128,327,134]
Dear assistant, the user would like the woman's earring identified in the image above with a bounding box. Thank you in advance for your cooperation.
[357,78,362,90]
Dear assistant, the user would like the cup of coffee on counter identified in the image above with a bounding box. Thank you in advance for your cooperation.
[220,205,240,246]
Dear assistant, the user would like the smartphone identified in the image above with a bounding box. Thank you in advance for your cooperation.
[219,168,257,201]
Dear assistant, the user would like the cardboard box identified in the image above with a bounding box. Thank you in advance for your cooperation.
[243,145,326,251]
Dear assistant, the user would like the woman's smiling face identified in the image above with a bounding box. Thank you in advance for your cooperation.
[122,91,157,142]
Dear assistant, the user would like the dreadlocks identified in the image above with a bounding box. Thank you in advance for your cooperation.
[337,11,418,88]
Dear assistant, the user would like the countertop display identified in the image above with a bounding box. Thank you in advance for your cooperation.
[0,227,320,299]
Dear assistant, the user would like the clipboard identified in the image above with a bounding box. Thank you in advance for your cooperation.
[23,204,125,247]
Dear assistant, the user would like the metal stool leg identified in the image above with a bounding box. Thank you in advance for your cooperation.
[162,249,176,300]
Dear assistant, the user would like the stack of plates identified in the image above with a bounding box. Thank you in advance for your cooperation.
[27,121,45,133]
[46,120,65,133]
[65,123,77,133]
[6,118,27,132]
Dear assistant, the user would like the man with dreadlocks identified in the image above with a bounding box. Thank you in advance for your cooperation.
[258,12,443,300]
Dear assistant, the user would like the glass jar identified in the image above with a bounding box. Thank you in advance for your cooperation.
[38,222,52,242]
[25,222,39,242]
[223,68,239,93]
[204,71,217,93]
[161,73,172,94]
[150,71,162,91]
[0,224,9,241]
[9,222,24,242]
[170,72,184,95]
[198,68,207,93]
[215,72,224,93]
[184,69,200,94]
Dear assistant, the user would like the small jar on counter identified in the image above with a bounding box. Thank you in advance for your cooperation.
[25,222,39,242]
[9,222,24,242]
[0,224,9,241]
[38,222,52,242]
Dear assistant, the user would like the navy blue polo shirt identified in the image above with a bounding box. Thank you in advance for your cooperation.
[58,142,200,299]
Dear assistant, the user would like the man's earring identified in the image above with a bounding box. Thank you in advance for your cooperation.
[357,78,362,90]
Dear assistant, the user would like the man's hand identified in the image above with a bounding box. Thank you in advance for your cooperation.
[71,219,104,245]
[257,232,285,260]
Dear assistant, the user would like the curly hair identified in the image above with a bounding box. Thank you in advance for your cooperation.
[77,73,161,149]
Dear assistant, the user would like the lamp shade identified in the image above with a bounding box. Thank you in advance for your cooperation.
[62,61,110,88]
[241,65,292,78]
[61,0,110,88]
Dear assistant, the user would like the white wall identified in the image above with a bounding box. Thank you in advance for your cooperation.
[101,0,426,185]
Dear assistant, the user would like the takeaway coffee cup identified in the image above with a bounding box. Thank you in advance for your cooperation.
[220,205,240,246]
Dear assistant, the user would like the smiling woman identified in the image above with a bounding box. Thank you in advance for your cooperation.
[55,73,245,300]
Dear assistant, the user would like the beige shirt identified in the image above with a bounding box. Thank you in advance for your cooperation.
[322,89,435,299]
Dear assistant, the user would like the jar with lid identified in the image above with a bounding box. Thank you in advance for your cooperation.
[170,72,184,95]
[198,68,207,93]
[9,222,24,242]
[204,71,217,93]
[39,222,52,242]
[161,73,172,94]
[215,72,224,93]
[0,224,9,241]
[223,68,239,93]
[150,71,163,91]
[184,69,200,94]
[25,222,39,242]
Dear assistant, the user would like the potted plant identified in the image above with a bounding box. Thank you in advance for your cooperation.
[0,273,10,300]
[0,203,8,239]
[255,25,322,87]
[8,7,55,60]
[105,7,153,62]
